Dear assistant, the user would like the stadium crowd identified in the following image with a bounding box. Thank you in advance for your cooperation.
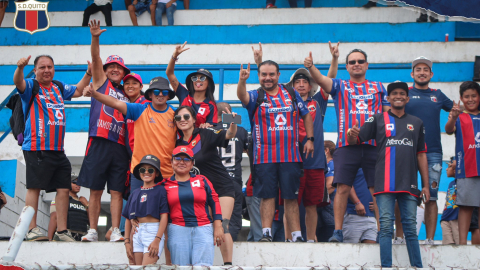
[6,19,480,268]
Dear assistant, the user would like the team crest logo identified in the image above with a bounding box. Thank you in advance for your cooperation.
[181,147,187,152]
[386,124,395,131]
[367,88,376,94]
[14,0,50,35]
[407,124,414,131]
[430,96,437,102]
[140,194,147,202]
[308,105,316,112]
[356,100,368,110]
[191,140,196,147]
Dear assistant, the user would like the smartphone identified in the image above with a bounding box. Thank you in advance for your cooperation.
[422,194,426,203]
[222,114,241,129]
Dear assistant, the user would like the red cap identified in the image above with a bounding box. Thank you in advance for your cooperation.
[172,146,194,159]
[103,55,130,75]
[123,72,143,85]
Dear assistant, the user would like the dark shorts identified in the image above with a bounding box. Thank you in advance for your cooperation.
[253,162,302,200]
[78,137,129,193]
[470,207,479,231]
[24,150,71,193]
[208,175,235,198]
[298,169,325,206]
[333,144,376,187]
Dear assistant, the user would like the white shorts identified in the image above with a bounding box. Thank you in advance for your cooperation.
[343,213,378,243]
[133,222,165,256]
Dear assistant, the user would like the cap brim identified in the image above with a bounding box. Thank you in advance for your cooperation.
[173,152,194,160]
[103,61,131,75]
[286,68,319,95]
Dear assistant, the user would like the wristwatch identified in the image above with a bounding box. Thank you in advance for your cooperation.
[307,137,314,142]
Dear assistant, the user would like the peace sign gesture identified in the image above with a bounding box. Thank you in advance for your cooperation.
[450,100,462,119]
[89,20,106,37]
[239,63,250,81]
[173,41,190,58]
[329,41,340,59]
[252,42,263,66]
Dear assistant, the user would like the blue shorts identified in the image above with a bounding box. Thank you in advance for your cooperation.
[134,0,152,16]
[426,152,442,200]
[253,162,302,200]
[167,224,214,266]
[332,144,376,187]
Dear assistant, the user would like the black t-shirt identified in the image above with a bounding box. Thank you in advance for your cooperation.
[177,128,235,185]
[67,196,89,233]
[214,122,249,186]
[358,111,426,196]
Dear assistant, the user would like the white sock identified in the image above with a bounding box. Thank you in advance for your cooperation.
[292,231,302,241]
[262,228,272,236]
[307,240,315,243]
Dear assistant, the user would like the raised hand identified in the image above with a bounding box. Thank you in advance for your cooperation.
[83,83,94,97]
[450,100,461,119]
[251,42,263,65]
[329,41,340,59]
[89,20,107,37]
[173,41,190,58]
[304,52,313,69]
[239,63,250,81]
[17,55,31,69]
[86,60,92,75]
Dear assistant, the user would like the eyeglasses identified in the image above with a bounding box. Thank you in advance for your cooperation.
[153,89,170,96]
[348,60,366,65]
[174,114,191,122]
[173,156,193,163]
[191,76,207,82]
[139,167,155,174]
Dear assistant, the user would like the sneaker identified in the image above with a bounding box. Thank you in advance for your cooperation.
[393,237,406,245]
[110,227,125,242]
[25,227,48,241]
[81,229,98,242]
[328,230,343,242]
[266,4,277,8]
[285,239,293,242]
[424,238,435,245]
[53,231,75,242]
[259,232,273,242]
[293,236,306,242]
[362,1,376,8]
[416,13,428,22]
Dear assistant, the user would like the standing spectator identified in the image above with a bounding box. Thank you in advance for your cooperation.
[214,102,249,241]
[79,21,131,242]
[48,175,89,241]
[162,147,224,266]
[13,54,91,242]
[166,42,218,127]
[441,157,460,244]
[237,60,314,242]
[316,140,336,242]
[308,48,390,242]
[155,0,177,26]
[347,81,429,268]
[404,56,453,244]
[82,0,113,27]
[0,0,7,27]
[445,81,480,245]
[128,0,156,26]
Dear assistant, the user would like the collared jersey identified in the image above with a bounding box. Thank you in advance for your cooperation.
[176,84,218,127]
[125,96,149,157]
[298,91,328,170]
[122,183,169,220]
[162,174,222,227]
[244,84,309,164]
[358,111,426,196]
[89,79,129,145]
[454,112,480,178]
[405,86,453,154]
[346,169,374,217]
[18,79,76,151]
[330,79,390,148]
[125,103,176,178]
[441,179,458,222]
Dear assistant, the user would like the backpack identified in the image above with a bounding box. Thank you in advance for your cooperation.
[6,80,64,146]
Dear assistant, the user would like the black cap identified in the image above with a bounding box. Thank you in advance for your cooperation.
[133,154,163,183]
[293,73,310,83]
[387,81,409,96]
[186,68,215,95]
[145,76,175,101]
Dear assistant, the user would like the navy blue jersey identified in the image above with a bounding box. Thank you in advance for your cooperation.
[346,169,374,217]
[122,183,169,220]
[441,179,458,222]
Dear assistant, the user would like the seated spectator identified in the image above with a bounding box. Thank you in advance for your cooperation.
[128,0,156,26]
[0,0,7,27]
[48,174,89,241]
[155,0,177,26]
[83,0,113,27]
[266,0,312,8]
[162,146,224,266]
[123,155,168,265]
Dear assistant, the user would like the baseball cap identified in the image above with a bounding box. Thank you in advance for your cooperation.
[286,68,319,97]
[412,56,432,71]
[172,146,194,160]
[133,154,163,183]
[145,76,175,101]
[103,55,130,75]
[123,72,143,85]
[387,81,409,96]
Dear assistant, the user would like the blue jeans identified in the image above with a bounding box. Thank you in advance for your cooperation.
[377,193,422,268]
[426,152,442,200]
[155,2,176,26]
[167,224,214,266]
[246,196,262,241]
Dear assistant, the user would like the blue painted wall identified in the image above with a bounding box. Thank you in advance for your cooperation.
[0,160,17,198]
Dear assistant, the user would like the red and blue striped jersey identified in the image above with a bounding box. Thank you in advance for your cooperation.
[176,84,218,127]
[330,79,390,148]
[88,80,129,145]
[244,84,310,164]
[18,79,76,151]
[125,96,149,157]
[162,174,222,227]
[454,113,480,178]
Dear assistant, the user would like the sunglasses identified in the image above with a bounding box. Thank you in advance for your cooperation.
[191,76,207,82]
[153,89,170,96]
[348,60,366,65]
[173,156,193,163]
[174,114,191,122]
[139,167,155,174]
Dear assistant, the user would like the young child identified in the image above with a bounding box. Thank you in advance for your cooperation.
[440,157,459,244]
[445,81,480,245]
[122,155,169,265]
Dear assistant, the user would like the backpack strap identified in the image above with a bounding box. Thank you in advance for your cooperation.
[282,84,297,112]
[52,80,65,96]
[254,86,265,115]
[24,80,40,122]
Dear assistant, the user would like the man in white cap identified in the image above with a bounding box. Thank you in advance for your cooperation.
[403,56,453,244]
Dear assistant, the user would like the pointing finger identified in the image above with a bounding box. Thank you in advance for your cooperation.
[247,63,251,72]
